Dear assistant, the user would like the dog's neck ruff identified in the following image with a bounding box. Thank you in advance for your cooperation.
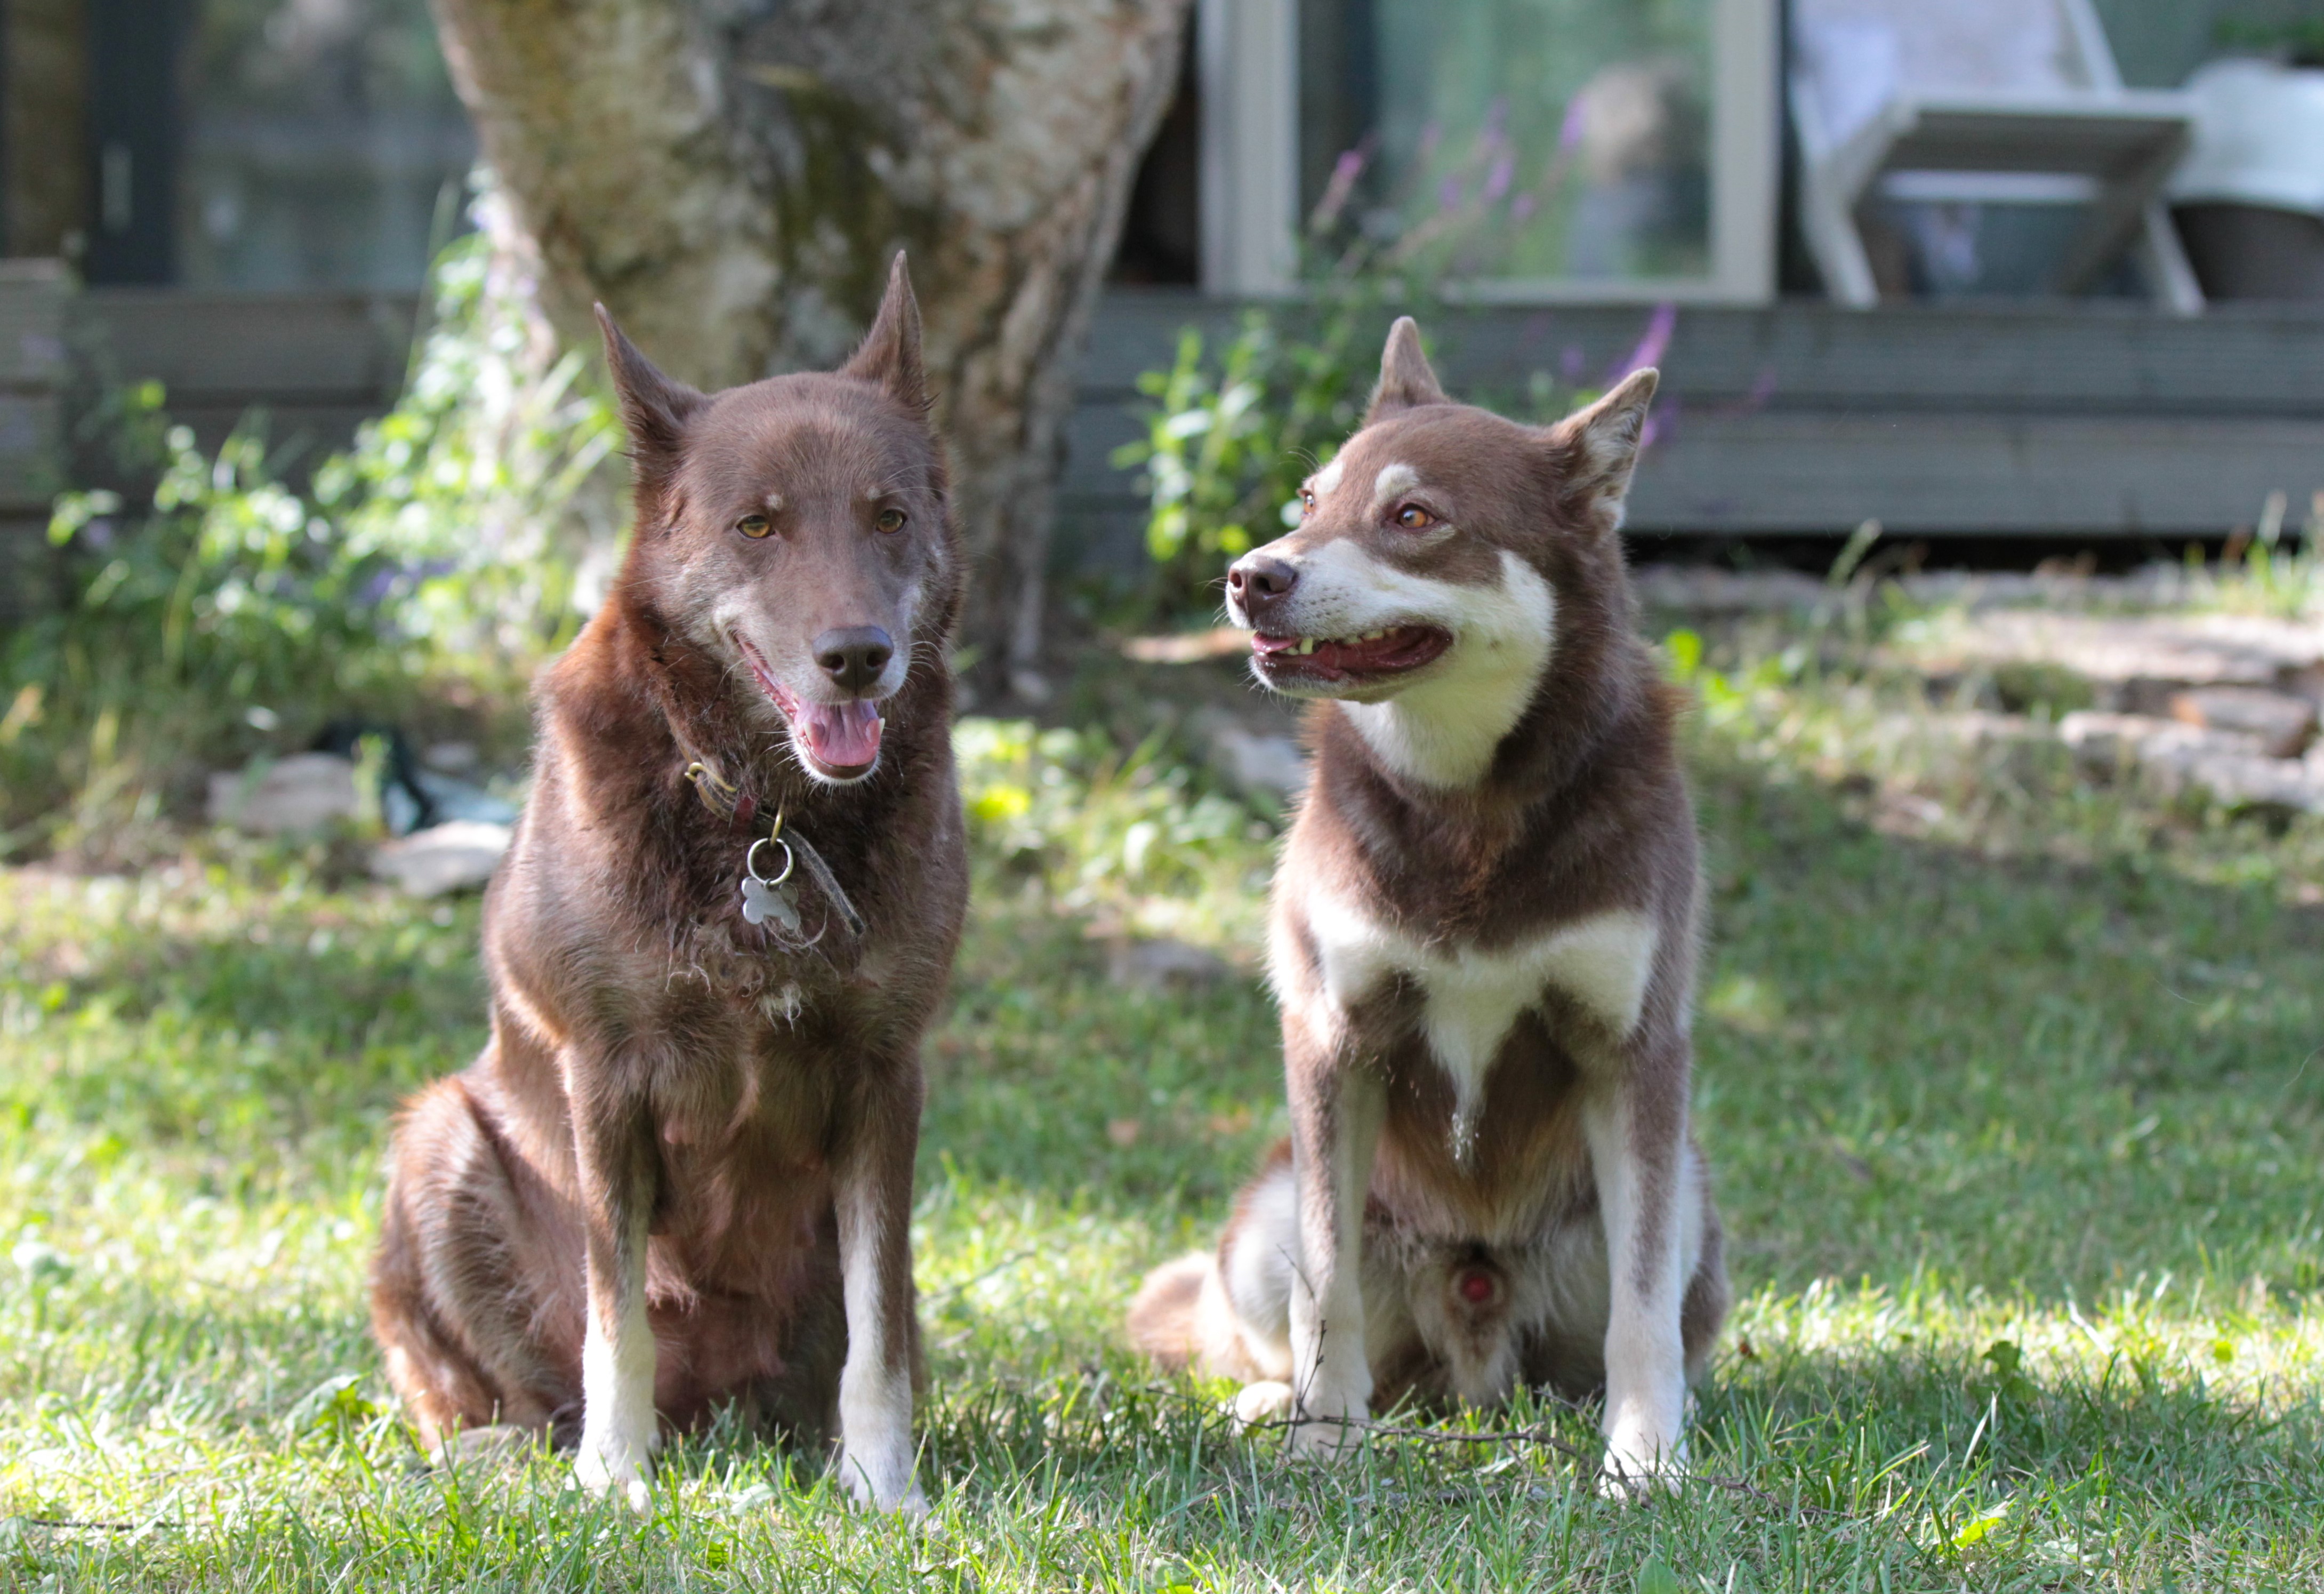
[1336,551,1556,791]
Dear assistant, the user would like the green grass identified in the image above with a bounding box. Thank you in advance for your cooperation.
[6,633,2324,1590]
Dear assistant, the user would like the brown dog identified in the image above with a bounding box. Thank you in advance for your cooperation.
[369,256,964,1512]
[1129,318,1726,1489]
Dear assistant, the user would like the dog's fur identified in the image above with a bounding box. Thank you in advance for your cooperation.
[1128,319,1727,1488]
[369,257,964,1512]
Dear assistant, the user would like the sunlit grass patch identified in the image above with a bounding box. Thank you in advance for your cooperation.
[5,688,2324,1588]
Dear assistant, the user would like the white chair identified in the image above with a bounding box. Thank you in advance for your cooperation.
[1790,0,2204,313]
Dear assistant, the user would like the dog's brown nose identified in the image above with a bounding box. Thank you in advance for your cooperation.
[1226,554,1298,625]
[813,626,894,694]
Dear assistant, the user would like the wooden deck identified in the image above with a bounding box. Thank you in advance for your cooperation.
[1064,291,2324,563]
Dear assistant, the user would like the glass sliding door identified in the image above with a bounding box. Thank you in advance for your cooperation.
[1215,0,1775,301]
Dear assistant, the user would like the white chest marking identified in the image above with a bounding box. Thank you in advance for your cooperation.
[1301,892,1658,1152]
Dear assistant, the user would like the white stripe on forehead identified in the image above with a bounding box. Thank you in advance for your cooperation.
[1371,462,1418,510]
[1310,457,1344,496]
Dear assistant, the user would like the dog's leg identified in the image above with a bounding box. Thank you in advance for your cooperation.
[569,1093,659,1511]
[1581,1052,1693,1495]
[1284,1047,1385,1459]
[833,1077,926,1513]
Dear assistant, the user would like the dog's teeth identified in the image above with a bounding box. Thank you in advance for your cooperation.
[1298,638,1315,655]
[1363,629,1385,641]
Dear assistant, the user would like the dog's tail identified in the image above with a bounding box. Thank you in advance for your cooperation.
[1127,1253,1215,1370]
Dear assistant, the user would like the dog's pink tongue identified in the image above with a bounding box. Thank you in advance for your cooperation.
[801,700,883,768]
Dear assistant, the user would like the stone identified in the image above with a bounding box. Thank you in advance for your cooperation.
[2058,712,2324,812]
[1197,717,1308,798]
[1106,935,1235,992]
[371,821,514,897]
[2167,687,2317,757]
[1903,610,2324,710]
[2057,712,2255,772]
[207,753,359,835]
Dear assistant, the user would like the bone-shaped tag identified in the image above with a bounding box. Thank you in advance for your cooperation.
[741,875,800,932]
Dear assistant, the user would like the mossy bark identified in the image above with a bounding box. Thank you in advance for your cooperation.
[429,0,1192,694]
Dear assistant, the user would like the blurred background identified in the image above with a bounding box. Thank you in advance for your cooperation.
[3,0,2323,603]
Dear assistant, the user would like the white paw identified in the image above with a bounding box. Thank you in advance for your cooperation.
[1231,1380,1296,1431]
[839,1448,926,1515]
[1597,1430,1687,1500]
[573,1441,653,1513]
[1285,1380,1369,1462]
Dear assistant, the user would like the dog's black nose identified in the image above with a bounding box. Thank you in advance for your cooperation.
[1226,554,1298,624]
[813,626,894,693]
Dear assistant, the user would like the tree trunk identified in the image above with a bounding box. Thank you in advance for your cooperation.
[428,0,1192,698]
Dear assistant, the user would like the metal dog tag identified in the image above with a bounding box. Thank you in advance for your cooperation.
[740,875,801,932]
[741,834,800,932]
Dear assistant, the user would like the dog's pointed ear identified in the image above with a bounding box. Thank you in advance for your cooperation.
[1364,316,1449,424]
[843,252,927,413]
[1548,367,1658,532]
[595,305,706,472]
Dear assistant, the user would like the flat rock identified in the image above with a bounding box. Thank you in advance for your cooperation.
[207,752,359,835]
[1902,610,2324,708]
[1199,717,1308,798]
[2058,712,2324,812]
[1633,563,2205,618]
[2167,686,2317,757]
[1106,935,1235,991]
[372,821,513,897]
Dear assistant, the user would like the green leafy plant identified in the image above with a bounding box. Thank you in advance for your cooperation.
[0,180,622,856]
[1111,306,1375,620]
[4,398,412,850]
[1112,165,1662,626]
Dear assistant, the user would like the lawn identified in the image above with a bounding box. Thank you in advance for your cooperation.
[5,612,2324,1591]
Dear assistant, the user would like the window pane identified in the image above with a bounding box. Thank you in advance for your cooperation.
[181,0,476,291]
[1302,0,1714,283]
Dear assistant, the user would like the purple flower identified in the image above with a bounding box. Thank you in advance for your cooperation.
[1511,191,1538,223]
[1610,302,1677,382]
[1638,398,1675,451]
[1438,174,1463,212]
[1309,145,1370,231]
[1485,154,1514,203]
[1559,93,1588,153]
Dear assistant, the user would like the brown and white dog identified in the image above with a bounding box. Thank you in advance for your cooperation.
[1129,318,1727,1489]
[369,257,963,1512]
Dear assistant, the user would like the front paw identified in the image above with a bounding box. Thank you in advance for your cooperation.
[573,1439,653,1513]
[1230,1380,1296,1432]
[1285,1384,1370,1461]
[1597,1428,1687,1500]
[839,1447,927,1516]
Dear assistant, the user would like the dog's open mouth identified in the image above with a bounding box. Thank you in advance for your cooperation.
[737,638,886,780]
[1251,624,1452,688]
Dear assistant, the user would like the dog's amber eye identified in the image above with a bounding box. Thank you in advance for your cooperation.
[736,514,773,539]
[1395,504,1437,530]
[874,508,906,533]
[1299,490,1315,518]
